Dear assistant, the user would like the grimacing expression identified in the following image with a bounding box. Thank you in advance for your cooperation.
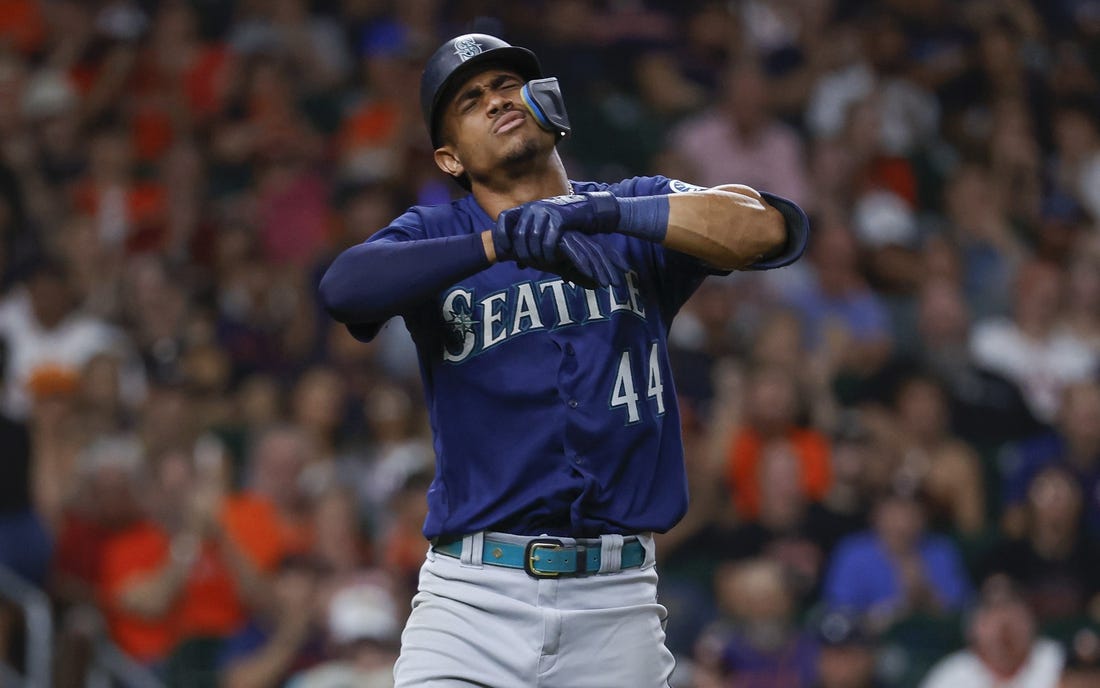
[433,68,555,183]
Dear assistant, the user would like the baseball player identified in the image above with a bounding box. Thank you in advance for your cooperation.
[319,33,809,687]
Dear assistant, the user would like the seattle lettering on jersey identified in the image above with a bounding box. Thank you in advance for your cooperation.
[441,269,646,362]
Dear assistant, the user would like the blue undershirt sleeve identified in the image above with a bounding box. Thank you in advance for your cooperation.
[319,232,490,340]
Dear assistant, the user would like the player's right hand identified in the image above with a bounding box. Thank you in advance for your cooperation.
[555,232,629,289]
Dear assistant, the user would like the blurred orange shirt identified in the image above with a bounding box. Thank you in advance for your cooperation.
[98,521,174,663]
[71,181,169,253]
[0,0,45,55]
[99,494,287,663]
[129,45,233,160]
[726,427,832,520]
[337,100,400,150]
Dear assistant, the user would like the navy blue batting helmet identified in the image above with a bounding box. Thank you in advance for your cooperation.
[419,33,542,148]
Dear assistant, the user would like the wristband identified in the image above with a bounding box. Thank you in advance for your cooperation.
[612,195,670,243]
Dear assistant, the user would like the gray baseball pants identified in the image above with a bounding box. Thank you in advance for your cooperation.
[393,532,676,687]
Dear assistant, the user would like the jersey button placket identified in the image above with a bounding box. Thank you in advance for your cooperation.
[567,398,578,408]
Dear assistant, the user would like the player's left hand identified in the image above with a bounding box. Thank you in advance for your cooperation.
[495,194,621,264]
[494,200,628,287]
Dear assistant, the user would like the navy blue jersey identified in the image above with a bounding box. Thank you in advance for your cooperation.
[358,176,724,539]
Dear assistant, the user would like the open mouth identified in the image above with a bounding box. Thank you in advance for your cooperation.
[493,110,526,134]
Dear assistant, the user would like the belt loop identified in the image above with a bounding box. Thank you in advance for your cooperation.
[460,532,484,568]
[598,534,624,573]
[637,533,656,568]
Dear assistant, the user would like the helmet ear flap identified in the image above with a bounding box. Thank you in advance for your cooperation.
[521,78,571,140]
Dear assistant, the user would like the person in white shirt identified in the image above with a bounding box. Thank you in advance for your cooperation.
[970,259,1097,424]
[920,575,1064,688]
[0,256,144,420]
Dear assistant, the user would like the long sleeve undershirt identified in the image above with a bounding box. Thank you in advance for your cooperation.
[319,232,489,338]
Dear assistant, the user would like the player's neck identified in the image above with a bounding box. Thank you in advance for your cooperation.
[471,151,571,219]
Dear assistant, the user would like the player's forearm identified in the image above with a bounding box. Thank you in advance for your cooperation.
[582,185,799,270]
[319,232,491,325]
[663,188,786,271]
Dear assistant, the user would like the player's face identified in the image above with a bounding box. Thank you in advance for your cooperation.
[434,68,554,183]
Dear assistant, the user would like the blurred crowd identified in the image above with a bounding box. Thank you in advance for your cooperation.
[0,0,1097,687]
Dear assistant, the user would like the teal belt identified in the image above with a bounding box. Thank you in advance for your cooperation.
[433,535,646,578]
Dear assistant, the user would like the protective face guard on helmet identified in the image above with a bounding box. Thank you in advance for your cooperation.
[520,78,571,140]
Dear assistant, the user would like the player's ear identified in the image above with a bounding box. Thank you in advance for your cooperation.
[434,146,464,181]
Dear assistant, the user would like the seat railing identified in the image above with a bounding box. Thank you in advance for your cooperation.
[0,564,52,688]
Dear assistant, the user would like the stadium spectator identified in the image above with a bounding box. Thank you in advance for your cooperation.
[943,163,1025,322]
[216,483,376,688]
[289,366,347,460]
[899,280,1041,447]
[335,20,424,187]
[0,2,1096,685]
[694,558,818,688]
[919,575,1064,688]
[1061,246,1100,351]
[98,444,285,670]
[377,468,433,603]
[1049,98,1100,224]
[285,577,402,688]
[816,412,877,538]
[666,57,810,206]
[1060,627,1100,688]
[881,373,986,537]
[720,439,852,605]
[71,124,169,255]
[823,488,971,628]
[0,255,141,420]
[217,554,328,688]
[245,425,321,555]
[52,435,145,606]
[780,217,894,388]
[725,364,832,521]
[350,382,434,531]
[0,337,44,583]
[999,380,1100,538]
[812,610,881,688]
[980,465,1100,625]
[51,435,145,688]
[969,259,1097,424]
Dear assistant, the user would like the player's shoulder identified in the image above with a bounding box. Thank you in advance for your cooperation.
[571,176,708,198]
[371,195,482,242]
[397,196,468,226]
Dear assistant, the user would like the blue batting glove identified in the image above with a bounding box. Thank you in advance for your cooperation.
[495,194,620,260]
[517,192,669,244]
[557,233,630,289]
[493,203,629,288]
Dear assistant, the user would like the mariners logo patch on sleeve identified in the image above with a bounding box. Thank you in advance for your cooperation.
[669,179,706,194]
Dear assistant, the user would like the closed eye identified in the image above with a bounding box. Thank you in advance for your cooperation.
[496,76,521,93]
[457,88,481,114]
[455,73,523,115]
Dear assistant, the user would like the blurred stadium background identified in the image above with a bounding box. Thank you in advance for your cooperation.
[0,0,1098,686]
